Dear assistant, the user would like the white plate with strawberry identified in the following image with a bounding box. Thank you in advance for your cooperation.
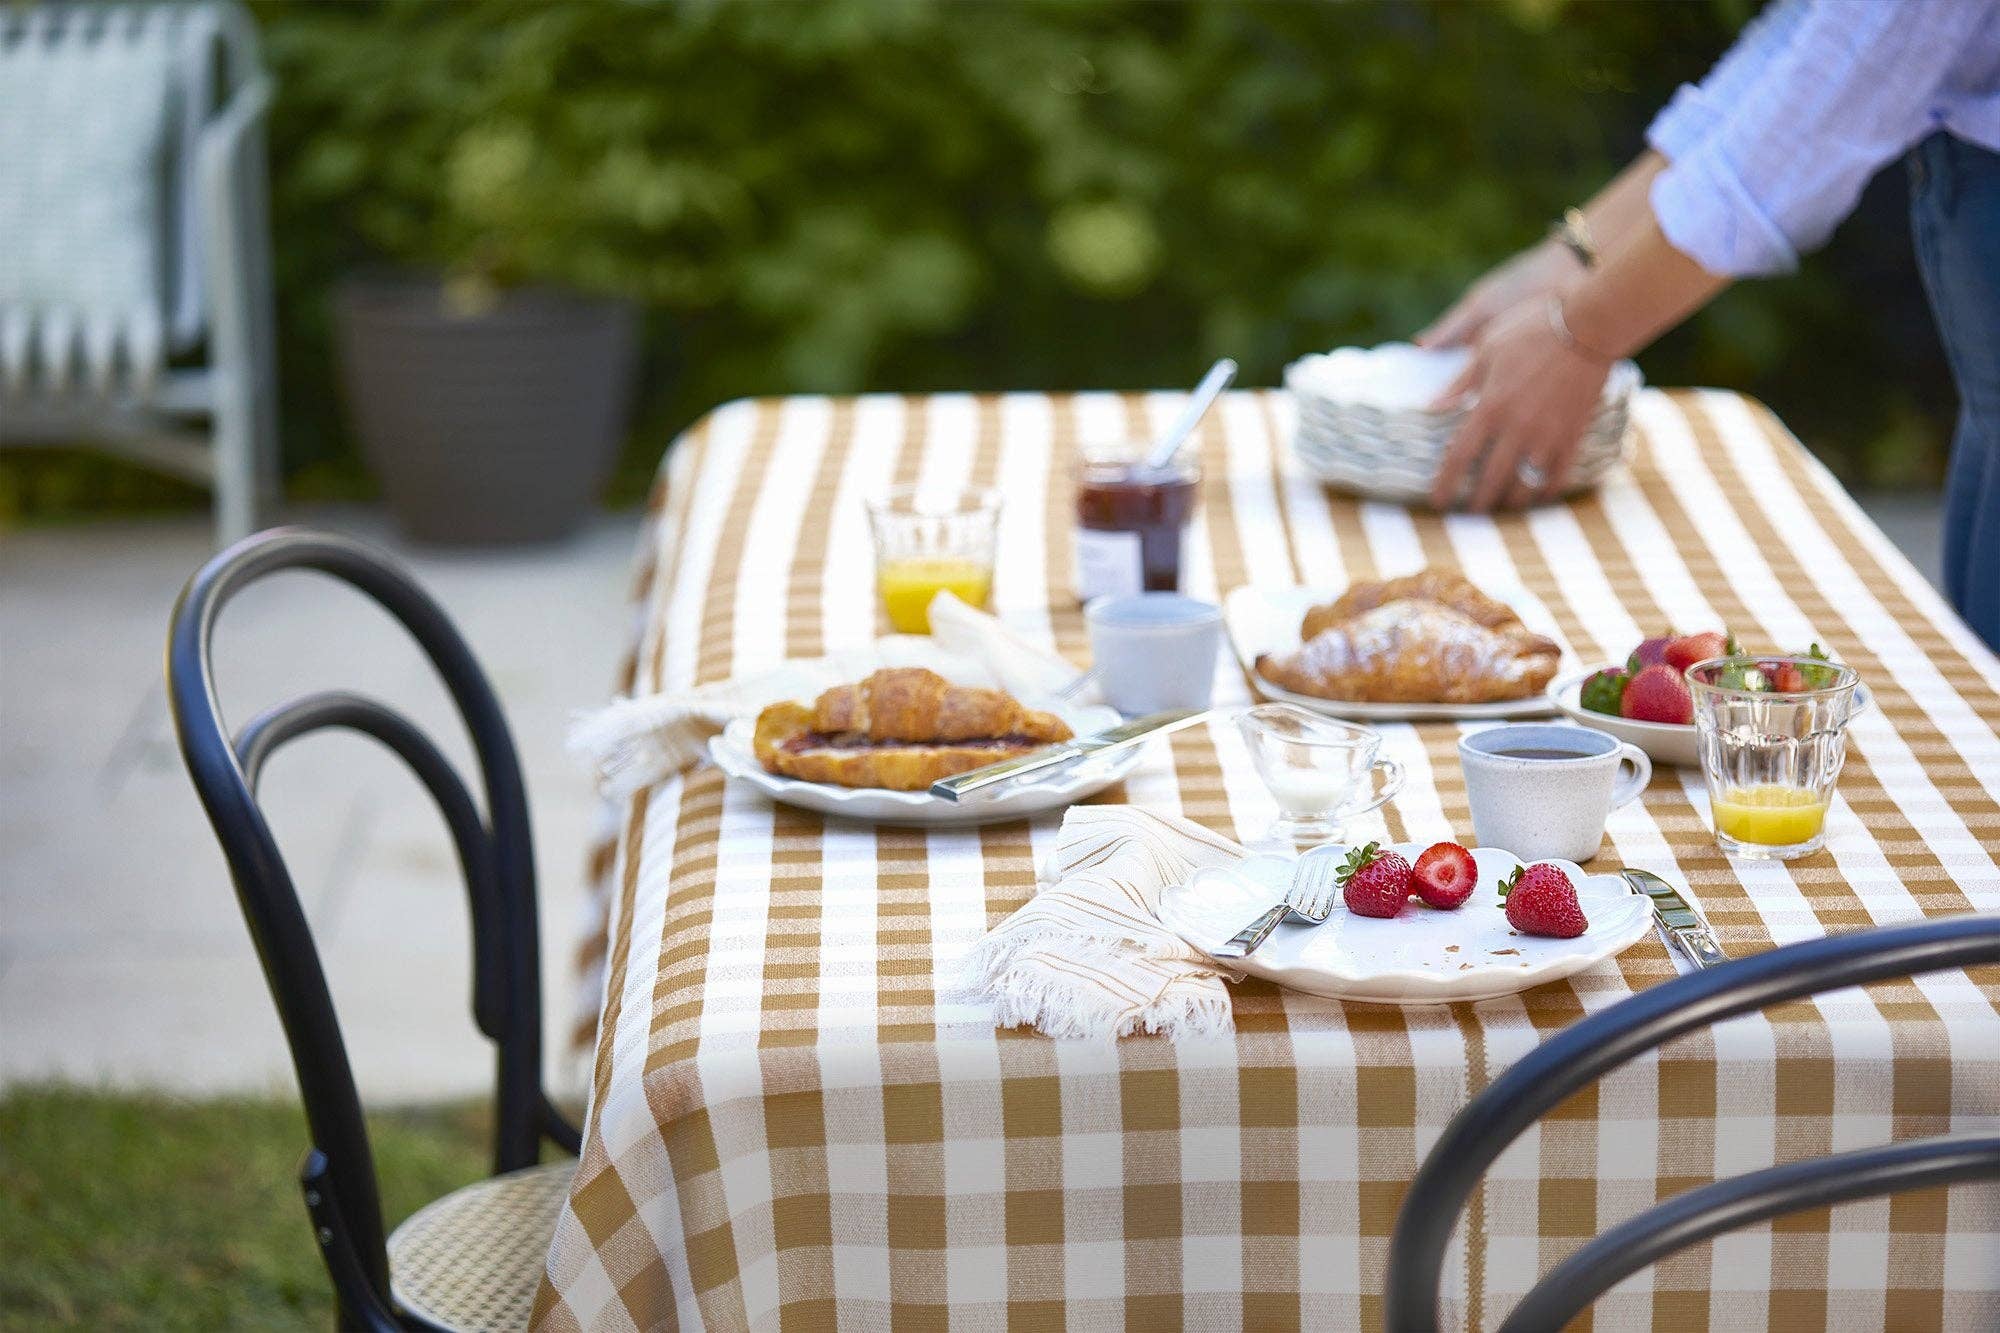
[1157,840,1652,1004]
[1549,632,1869,767]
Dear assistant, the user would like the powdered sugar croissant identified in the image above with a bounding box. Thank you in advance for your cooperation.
[1302,569,1523,639]
[753,667,1072,790]
[1258,599,1561,704]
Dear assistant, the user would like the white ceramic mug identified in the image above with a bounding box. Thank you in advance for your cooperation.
[1458,724,1651,863]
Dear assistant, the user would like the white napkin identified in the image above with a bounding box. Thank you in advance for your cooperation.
[966,806,1251,1040]
[567,592,1093,795]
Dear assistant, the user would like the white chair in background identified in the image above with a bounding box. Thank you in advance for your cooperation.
[0,1,277,545]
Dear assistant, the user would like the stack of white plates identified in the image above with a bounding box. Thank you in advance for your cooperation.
[1284,343,1642,508]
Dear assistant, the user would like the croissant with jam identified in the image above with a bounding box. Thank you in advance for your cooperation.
[1258,569,1561,704]
[753,667,1072,790]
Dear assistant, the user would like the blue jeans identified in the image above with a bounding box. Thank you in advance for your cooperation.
[1908,132,2000,650]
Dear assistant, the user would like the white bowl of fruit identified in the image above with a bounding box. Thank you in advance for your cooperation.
[1547,632,1867,767]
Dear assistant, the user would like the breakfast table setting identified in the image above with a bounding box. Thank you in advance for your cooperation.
[532,352,2000,1331]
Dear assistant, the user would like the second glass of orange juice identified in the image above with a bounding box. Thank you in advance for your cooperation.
[1689,654,1860,860]
[866,485,1001,634]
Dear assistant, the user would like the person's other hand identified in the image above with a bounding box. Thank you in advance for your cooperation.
[1415,239,1581,350]
[1427,298,1613,512]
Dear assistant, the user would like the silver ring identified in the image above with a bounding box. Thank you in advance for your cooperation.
[1515,460,1547,489]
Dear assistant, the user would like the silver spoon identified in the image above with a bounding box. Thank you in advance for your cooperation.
[1141,358,1238,473]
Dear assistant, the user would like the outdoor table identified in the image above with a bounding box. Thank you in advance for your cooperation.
[534,389,2000,1331]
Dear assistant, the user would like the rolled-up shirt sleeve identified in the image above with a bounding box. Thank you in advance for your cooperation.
[1646,0,1809,162]
[1650,0,1993,278]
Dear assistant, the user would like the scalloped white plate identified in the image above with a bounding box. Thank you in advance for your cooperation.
[1224,584,1566,721]
[709,704,1139,827]
[1157,843,1651,1004]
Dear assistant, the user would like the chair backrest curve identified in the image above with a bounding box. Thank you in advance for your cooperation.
[165,527,548,1305]
[1384,914,2000,1332]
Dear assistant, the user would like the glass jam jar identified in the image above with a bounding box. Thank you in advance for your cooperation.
[1073,440,1199,601]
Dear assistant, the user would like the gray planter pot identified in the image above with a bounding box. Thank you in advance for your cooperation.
[335,277,638,544]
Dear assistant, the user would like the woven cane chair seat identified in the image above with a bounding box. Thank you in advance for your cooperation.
[387,1160,575,1332]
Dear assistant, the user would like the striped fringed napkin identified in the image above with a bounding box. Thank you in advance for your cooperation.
[567,592,1094,796]
[966,806,1251,1040]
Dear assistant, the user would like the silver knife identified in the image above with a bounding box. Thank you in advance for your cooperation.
[1621,868,1727,969]
[929,709,1207,802]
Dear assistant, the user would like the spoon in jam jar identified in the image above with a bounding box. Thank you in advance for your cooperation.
[1141,357,1238,473]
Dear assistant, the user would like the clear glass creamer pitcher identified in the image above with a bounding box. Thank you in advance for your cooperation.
[1236,704,1404,849]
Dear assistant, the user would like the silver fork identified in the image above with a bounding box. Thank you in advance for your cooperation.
[1210,843,1347,959]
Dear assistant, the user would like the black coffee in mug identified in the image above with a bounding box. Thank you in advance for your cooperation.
[1458,724,1653,862]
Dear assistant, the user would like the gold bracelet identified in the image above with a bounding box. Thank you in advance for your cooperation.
[1552,207,1598,270]
[1545,295,1615,364]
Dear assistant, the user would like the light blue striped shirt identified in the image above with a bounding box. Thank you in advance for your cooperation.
[1647,0,2000,277]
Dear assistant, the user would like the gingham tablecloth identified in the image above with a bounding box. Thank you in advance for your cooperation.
[535,389,2000,1331]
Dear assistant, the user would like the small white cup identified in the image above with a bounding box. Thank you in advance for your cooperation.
[1458,724,1651,863]
[1085,593,1222,715]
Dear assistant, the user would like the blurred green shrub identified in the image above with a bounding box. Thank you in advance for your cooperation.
[0,0,1955,520]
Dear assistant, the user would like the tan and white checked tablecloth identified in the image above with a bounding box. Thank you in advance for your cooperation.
[535,389,2000,1331]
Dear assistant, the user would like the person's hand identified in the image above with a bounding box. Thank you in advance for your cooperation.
[1427,298,1613,512]
[1415,239,1582,350]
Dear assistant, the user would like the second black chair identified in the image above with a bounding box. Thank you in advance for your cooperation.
[1386,914,2000,1331]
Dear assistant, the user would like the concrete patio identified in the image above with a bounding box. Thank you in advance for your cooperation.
[0,491,1942,1103]
[1,506,640,1103]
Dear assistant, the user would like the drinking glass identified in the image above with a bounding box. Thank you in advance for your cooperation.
[865,485,1001,634]
[1235,704,1404,849]
[1688,655,1861,860]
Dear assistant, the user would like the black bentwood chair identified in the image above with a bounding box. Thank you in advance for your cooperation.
[167,528,582,1332]
[1385,915,2000,1331]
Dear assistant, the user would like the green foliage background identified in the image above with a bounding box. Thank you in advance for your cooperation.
[1,0,1958,518]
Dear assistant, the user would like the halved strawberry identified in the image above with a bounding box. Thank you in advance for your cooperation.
[1768,662,1808,692]
[1411,841,1478,910]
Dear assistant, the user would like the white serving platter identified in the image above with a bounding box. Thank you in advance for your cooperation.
[1157,843,1653,1004]
[1223,583,1563,722]
[1546,664,1874,768]
[709,703,1140,827]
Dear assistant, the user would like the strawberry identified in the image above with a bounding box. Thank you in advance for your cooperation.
[1336,841,1412,919]
[1663,631,1728,674]
[1620,663,1693,725]
[1411,841,1478,910]
[1626,634,1673,674]
[1578,667,1627,717]
[1499,863,1589,938]
[1768,662,1808,692]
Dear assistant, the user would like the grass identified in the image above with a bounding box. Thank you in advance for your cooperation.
[0,1086,491,1331]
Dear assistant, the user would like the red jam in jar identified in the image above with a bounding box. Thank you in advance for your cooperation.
[1074,442,1199,600]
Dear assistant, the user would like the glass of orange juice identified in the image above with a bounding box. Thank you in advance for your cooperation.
[865,485,1001,633]
[1688,654,1861,860]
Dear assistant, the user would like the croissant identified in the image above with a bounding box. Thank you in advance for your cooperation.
[753,667,1073,790]
[1303,569,1522,640]
[1258,600,1561,704]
